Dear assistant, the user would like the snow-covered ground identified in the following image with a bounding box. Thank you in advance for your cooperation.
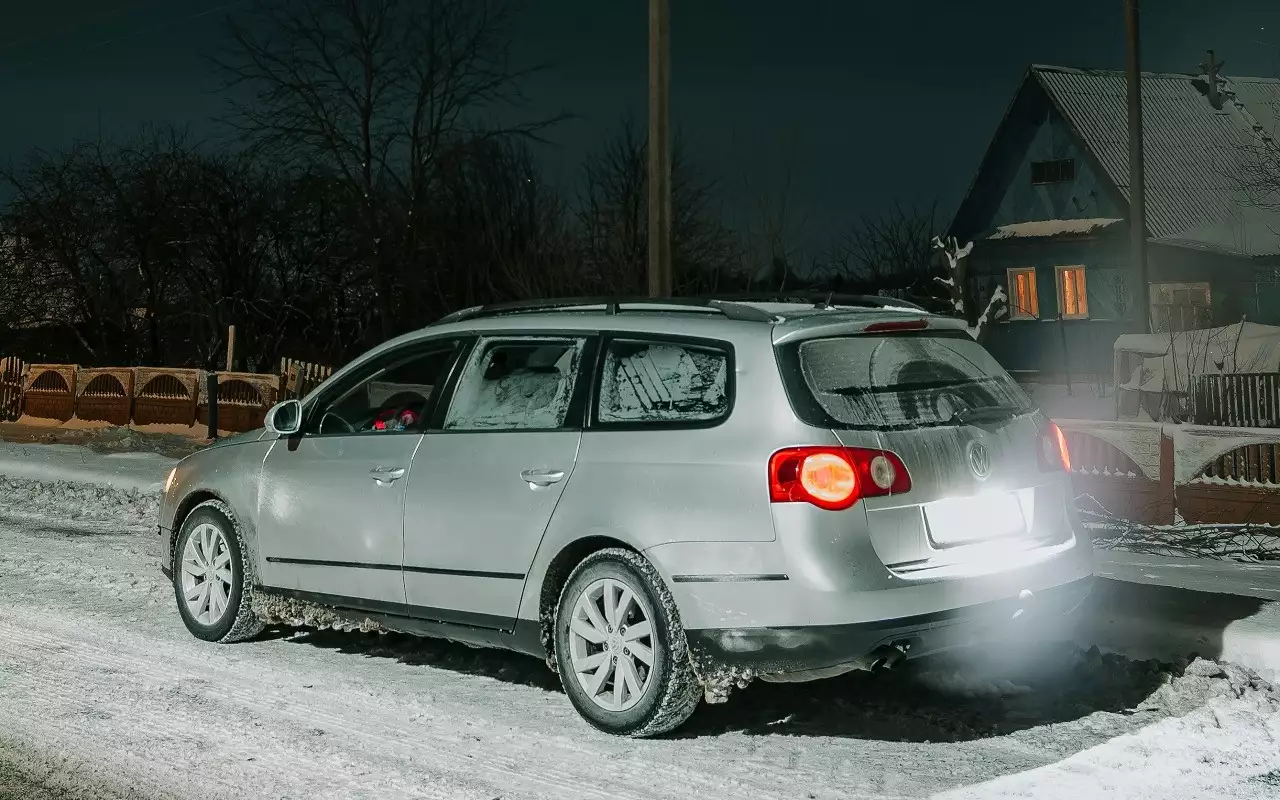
[0,450,1279,798]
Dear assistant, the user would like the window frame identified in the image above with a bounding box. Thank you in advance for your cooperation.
[1030,158,1076,185]
[585,332,737,432]
[1006,267,1040,320]
[1055,265,1089,319]
[298,336,466,439]
[431,333,598,434]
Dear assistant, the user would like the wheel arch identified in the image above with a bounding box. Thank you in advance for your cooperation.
[533,535,640,667]
[169,489,236,570]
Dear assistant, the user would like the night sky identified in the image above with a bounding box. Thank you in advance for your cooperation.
[3,0,1279,243]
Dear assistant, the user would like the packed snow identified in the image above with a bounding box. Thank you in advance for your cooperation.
[2,446,1280,797]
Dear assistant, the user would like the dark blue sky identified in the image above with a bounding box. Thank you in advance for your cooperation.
[2,0,1278,241]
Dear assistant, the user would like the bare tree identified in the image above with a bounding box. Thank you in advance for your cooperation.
[828,202,938,291]
[215,0,563,336]
[576,120,742,296]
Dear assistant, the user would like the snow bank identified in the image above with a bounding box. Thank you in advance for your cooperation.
[934,659,1280,800]
[0,442,174,493]
[0,474,158,534]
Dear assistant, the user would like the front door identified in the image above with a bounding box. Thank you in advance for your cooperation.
[256,338,463,608]
[402,335,591,629]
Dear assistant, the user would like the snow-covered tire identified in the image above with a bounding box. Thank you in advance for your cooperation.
[553,548,700,737]
[172,500,264,644]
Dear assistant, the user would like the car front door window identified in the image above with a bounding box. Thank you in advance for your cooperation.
[308,343,460,436]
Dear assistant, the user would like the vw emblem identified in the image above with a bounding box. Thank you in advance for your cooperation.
[966,440,991,481]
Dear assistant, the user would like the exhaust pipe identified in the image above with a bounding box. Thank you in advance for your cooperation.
[867,641,911,672]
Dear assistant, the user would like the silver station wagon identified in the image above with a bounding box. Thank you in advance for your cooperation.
[159,296,1094,737]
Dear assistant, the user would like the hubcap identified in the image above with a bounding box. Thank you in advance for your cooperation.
[180,523,234,626]
[567,577,657,713]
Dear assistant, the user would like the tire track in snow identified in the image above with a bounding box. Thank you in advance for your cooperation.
[0,611,798,800]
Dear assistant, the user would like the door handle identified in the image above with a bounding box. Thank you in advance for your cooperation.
[520,468,565,487]
[370,466,407,485]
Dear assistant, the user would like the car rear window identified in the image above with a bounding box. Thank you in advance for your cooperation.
[793,334,1032,429]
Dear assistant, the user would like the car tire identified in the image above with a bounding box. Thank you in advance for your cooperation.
[172,500,264,644]
[553,548,701,737]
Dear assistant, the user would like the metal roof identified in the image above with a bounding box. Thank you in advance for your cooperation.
[1030,65,1280,257]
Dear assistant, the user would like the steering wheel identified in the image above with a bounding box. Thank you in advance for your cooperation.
[318,410,354,435]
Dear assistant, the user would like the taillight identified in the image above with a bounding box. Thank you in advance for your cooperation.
[1039,422,1071,472]
[769,446,911,511]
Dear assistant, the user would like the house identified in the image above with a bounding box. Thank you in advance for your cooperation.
[948,61,1280,381]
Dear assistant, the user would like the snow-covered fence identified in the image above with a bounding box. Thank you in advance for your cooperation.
[1059,418,1280,527]
[1192,373,1280,428]
[74,368,134,426]
[0,357,23,421]
[22,364,77,422]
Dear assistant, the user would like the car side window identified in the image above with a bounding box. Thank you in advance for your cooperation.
[443,337,587,431]
[306,342,460,436]
[596,338,731,425]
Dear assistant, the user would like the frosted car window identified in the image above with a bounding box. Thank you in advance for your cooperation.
[444,339,585,431]
[597,340,729,424]
[797,335,1031,429]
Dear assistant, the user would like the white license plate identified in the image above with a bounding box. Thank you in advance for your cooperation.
[927,493,1026,546]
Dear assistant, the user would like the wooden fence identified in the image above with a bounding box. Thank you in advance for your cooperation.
[0,357,24,421]
[1192,373,1280,428]
[279,357,334,400]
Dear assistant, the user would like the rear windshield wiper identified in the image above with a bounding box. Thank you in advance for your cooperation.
[947,405,1027,425]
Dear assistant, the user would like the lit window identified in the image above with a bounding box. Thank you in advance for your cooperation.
[1057,266,1088,319]
[1006,267,1039,319]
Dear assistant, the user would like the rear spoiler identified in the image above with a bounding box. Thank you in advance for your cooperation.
[772,314,969,345]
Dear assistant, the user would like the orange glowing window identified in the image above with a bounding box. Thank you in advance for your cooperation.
[1006,267,1039,319]
[1056,266,1088,319]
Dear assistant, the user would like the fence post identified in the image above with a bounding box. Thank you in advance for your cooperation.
[206,372,220,441]
[1160,428,1175,524]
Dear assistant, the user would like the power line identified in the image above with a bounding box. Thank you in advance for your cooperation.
[0,0,251,74]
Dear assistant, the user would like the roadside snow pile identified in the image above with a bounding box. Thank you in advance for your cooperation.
[935,657,1280,800]
[0,474,157,534]
[0,442,173,493]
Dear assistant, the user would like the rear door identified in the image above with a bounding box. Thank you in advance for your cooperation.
[401,334,593,630]
[785,331,1066,570]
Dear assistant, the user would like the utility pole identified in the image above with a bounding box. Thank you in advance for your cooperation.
[1124,0,1150,332]
[647,0,672,298]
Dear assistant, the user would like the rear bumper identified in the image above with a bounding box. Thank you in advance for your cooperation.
[686,575,1094,675]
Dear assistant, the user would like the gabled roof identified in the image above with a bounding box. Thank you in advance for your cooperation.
[955,64,1280,258]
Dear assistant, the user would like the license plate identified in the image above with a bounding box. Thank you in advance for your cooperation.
[927,493,1026,546]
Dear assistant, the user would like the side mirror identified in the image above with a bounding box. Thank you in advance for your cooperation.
[264,399,303,436]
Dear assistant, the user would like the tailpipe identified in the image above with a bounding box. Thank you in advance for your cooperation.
[867,640,912,672]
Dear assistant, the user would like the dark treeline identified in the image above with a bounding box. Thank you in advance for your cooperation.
[0,0,944,370]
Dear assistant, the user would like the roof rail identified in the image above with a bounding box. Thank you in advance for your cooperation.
[432,296,781,326]
[708,292,928,312]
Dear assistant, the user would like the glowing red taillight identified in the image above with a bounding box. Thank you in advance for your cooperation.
[1038,422,1071,472]
[769,446,911,511]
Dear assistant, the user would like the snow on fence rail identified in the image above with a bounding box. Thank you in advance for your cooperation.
[1057,417,1280,527]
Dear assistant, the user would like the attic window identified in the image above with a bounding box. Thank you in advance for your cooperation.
[1030,159,1076,185]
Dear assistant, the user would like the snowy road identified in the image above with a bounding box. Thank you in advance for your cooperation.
[0,476,1278,798]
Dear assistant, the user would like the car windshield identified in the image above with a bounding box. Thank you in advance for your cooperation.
[795,333,1033,430]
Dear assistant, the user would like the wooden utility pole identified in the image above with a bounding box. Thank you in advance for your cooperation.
[647,0,672,298]
[1124,0,1149,332]
[225,325,237,372]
